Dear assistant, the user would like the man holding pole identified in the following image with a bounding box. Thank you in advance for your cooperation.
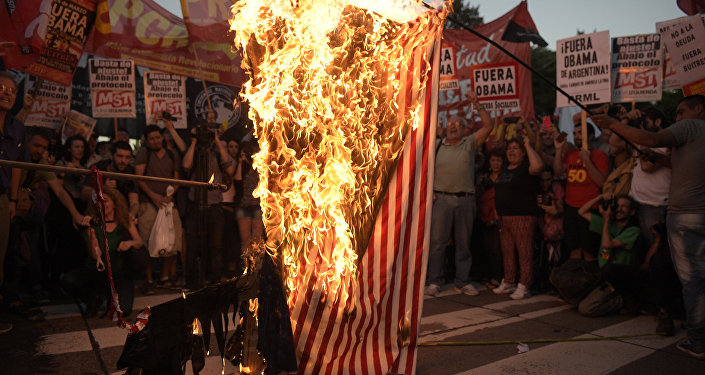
[592,94,705,360]
[0,71,27,333]
[553,118,608,261]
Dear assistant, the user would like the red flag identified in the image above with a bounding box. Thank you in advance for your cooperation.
[1,0,97,85]
[180,0,234,44]
[86,0,246,86]
[677,0,705,15]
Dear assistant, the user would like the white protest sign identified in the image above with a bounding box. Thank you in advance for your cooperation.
[659,15,705,95]
[556,30,611,108]
[144,71,187,129]
[439,43,460,91]
[24,78,72,129]
[89,59,137,118]
[472,62,520,112]
[611,33,663,103]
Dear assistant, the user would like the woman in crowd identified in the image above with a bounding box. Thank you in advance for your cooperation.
[493,137,544,299]
[476,147,506,289]
[56,135,90,203]
[62,187,143,317]
[536,167,565,291]
[236,141,264,252]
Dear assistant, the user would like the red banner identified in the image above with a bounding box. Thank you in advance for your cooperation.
[439,2,537,124]
[1,0,97,85]
[85,0,246,86]
[180,0,233,44]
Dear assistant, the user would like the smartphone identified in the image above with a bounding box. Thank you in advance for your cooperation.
[542,116,552,130]
[556,132,567,142]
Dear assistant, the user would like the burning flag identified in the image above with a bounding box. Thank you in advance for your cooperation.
[231,0,445,373]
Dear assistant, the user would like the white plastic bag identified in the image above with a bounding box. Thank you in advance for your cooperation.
[148,186,176,257]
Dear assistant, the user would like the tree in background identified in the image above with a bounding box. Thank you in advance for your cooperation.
[531,46,557,118]
[445,0,483,29]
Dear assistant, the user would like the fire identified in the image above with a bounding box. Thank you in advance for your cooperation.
[230,1,446,306]
[191,318,202,335]
[208,173,215,184]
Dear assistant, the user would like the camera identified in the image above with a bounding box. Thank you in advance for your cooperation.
[601,198,617,212]
[537,194,552,206]
[162,111,177,121]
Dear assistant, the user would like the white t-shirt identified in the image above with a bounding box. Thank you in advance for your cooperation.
[629,147,670,207]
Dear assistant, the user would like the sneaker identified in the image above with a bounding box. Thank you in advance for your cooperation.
[454,284,479,296]
[655,310,675,336]
[677,338,705,360]
[424,284,441,297]
[0,322,12,334]
[510,283,530,300]
[493,279,516,295]
[156,278,173,288]
[141,281,156,295]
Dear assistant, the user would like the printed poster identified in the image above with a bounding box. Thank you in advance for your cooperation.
[659,15,705,95]
[89,58,137,118]
[144,71,187,129]
[611,33,663,103]
[471,62,520,112]
[556,30,611,108]
[24,77,72,128]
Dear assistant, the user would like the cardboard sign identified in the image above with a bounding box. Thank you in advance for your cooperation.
[556,30,611,108]
[611,33,663,103]
[61,109,96,142]
[659,15,705,95]
[24,78,72,128]
[89,58,137,118]
[144,71,187,129]
[439,43,460,91]
[471,62,520,112]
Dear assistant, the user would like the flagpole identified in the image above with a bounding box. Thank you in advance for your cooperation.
[0,159,228,191]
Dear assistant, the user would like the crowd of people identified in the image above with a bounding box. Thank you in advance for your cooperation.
[428,91,705,360]
[0,69,703,360]
[0,71,262,333]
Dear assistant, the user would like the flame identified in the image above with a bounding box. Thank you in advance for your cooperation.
[191,318,202,335]
[230,1,445,306]
[208,173,215,184]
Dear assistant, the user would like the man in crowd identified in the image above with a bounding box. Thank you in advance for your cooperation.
[592,94,705,360]
[578,193,640,268]
[83,141,139,219]
[554,123,608,261]
[0,71,26,334]
[135,125,182,294]
[182,120,234,287]
[425,91,492,297]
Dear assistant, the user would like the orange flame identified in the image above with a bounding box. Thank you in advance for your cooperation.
[191,318,202,335]
[230,1,445,306]
[208,173,215,184]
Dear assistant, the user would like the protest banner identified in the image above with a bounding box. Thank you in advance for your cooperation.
[556,30,611,108]
[180,0,233,44]
[86,0,246,87]
[60,109,97,142]
[89,58,137,118]
[611,33,663,103]
[471,62,520,112]
[185,79,243,132]
[144,71,187,129]
[439,43,460,91]
[0,0,97,85]
[659,15,705,95]
[24,77,72,128]
[439,2,541,124]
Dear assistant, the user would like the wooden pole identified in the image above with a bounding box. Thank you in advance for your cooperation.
[114,118,119,140]
[0,159,228,191]
[580,110,588,151]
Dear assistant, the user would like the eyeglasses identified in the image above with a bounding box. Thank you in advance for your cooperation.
[0,84,17,95]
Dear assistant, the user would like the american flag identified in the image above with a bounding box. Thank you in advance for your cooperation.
[289,29,443,375]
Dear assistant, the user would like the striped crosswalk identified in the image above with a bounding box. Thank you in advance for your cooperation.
[26,284,704,374]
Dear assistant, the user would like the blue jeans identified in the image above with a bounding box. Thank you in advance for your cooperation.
[428,194,475,287]
[667,213,705,347]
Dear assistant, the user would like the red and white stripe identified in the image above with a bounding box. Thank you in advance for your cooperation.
[289,28,442,375]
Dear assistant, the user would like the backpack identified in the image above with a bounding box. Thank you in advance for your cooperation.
[549,259,601,306]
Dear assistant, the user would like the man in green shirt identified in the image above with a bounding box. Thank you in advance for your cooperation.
[578,193,640,268]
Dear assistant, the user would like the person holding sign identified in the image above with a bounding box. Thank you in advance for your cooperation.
[553,121,609,262]
[425,91,493,297]
[591,95,705,360]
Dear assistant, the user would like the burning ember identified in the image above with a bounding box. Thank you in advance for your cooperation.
[230,1,445,306]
